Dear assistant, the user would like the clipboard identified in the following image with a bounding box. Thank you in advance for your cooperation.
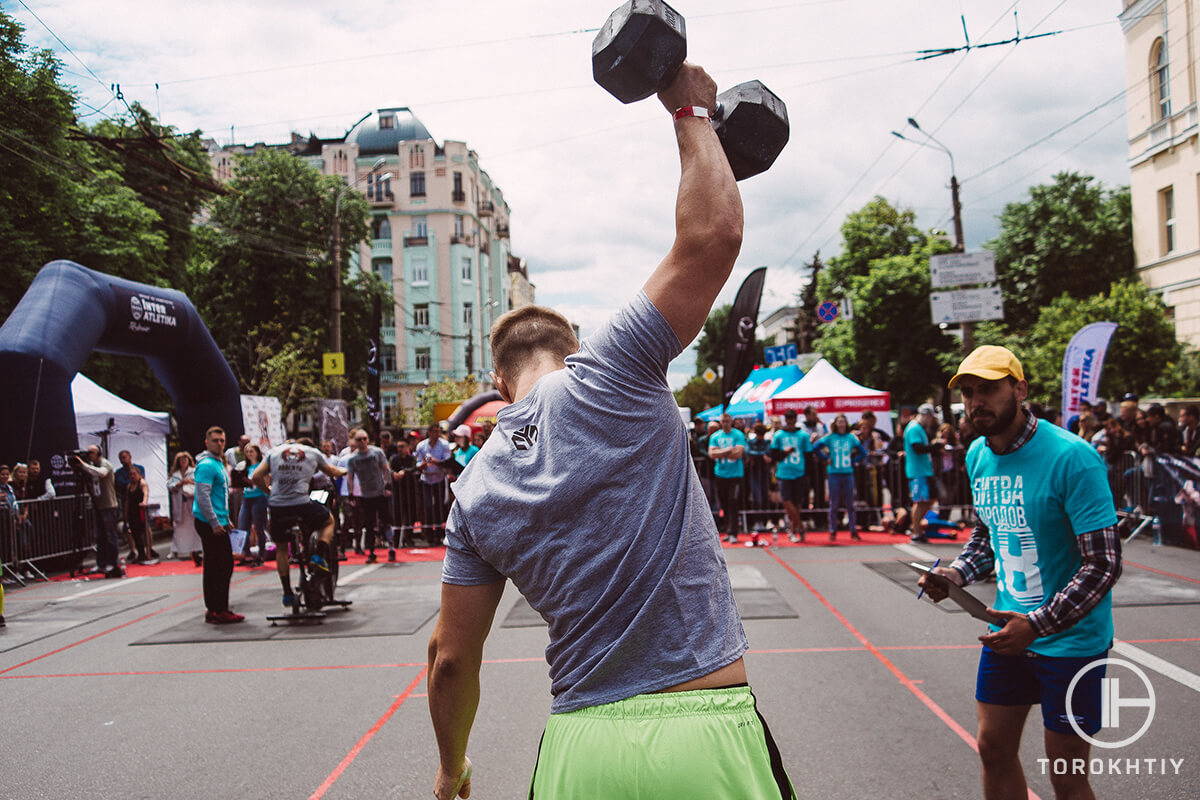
[905,562,1004,626]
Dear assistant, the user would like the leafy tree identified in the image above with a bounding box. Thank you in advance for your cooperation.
[674,374,722,413]
[190,149,384,402]
[1002,281,1180,404]
[793,251,824,353]
[1151,346,1200,397]
[818,196,927,299]
[416,378,480,426]
[987,172,1133,331]
[814,252,958,405]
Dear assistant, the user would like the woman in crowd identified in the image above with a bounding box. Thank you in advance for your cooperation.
[932,422,965,509]
[451,425,479,469]
[124,467,156,564]
[236,444,268,567]
[166,451,202,566]
[814,414,867,541]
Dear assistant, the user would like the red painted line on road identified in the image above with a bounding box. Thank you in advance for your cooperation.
[0,573,262,676]
[309,667,428,800]
[1124,559,1200,585]
[765,549,1041,800]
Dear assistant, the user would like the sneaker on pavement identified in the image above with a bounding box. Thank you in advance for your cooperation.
[366,552,378,564]
[387,549,396,562]
[282,593,296,609]
[744,539,756,548]
[309,554,330,572]
[788,533,801,544]
[205,610,245,624]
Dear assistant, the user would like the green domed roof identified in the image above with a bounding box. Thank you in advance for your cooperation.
[352,108,432,155]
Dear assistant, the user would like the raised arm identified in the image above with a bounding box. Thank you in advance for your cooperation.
[642,63,744,346]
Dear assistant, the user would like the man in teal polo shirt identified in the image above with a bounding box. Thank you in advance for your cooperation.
[708,413,747,544]
[919,346,1121,800]
[904,403,937,542]
[772,409,812,543]
[193,426,244,625]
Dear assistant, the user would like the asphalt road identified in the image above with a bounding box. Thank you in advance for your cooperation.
[2,536,1197,799]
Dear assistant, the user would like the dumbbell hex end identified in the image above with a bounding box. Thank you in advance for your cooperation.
[714,80,790,181]
[592,0,687,104]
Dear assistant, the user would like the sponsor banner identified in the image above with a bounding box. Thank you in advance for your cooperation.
[720,267,767,411]
[106,287,184,354]
[240,395,286,451]
[769,394,891,413]
[1060,322,1118,426]
[317,399,350,452]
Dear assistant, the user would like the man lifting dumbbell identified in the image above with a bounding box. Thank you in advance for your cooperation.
[592,0,790,180]
[425,10,795,796]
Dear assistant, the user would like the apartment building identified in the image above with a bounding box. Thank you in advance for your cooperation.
[208,107,532,421]
[1121,0,1200,346]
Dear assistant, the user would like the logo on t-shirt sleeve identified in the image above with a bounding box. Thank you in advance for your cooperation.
[511,425,539,451]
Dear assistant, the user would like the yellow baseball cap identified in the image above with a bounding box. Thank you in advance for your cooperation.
[948,345,1025,389]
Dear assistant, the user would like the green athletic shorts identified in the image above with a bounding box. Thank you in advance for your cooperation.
[528,685,795,799]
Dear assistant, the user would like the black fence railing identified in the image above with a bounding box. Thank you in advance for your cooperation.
[1,495,95,574]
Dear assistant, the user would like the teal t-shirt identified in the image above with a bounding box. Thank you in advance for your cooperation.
[709,428,748,479]
[192,452,230,526]
[966,421,1118,657]
[454,444,479,468]
[772,428,811,480]
[815,432,865,474]
[904,419,934,478]
[242,460,266,498]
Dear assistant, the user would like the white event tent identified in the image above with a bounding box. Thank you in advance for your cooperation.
[765,359,895,435]
[72,373,170,514]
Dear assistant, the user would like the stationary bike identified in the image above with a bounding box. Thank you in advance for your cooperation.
[266,514,352,625]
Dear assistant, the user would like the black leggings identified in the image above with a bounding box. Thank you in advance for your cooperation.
[194,520,233,613]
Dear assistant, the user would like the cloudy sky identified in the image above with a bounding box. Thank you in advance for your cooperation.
[8,0,1132,389]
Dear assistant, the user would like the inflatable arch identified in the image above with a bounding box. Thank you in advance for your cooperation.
[0,261,244,477]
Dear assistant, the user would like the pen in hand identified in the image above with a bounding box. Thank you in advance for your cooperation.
[916,557,941,600]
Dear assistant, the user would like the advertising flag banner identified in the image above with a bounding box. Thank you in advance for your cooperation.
[720,267,767,412]
[240,395,287,451]
[1061,322,1118,426]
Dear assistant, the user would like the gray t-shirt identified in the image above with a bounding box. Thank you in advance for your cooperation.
[443,291,748,714]
[347,446,389,498]
[263,443,328,507]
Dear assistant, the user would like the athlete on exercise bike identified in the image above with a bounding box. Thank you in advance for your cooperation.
[251,437,346,609]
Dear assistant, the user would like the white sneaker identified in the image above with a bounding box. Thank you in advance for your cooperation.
[744,539,756,548]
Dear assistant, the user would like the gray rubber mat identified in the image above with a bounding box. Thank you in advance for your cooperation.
[130,583,440,645]
[502,584,797,629]
[0,595,167,653]
[864,559,1200,613]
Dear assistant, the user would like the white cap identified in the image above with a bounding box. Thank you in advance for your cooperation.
[453,424,472,438]
[917,403,936,416]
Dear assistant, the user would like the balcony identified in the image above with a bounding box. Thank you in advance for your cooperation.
[450,233,474,246]
[403,235,429,247]
[496,224,509,239]
[478,200,494,217]
[381,370,401,384]
[380,326,395,345]
[371,238,392,255]
[452,189,466,203]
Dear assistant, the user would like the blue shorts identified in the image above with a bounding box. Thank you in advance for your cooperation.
[778,477,808,505]
[975,646,1108,735]
[908,476,934,503]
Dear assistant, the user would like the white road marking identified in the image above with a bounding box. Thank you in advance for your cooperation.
[1113,640,1200,694]
[338,563,384,586]
[894,543,939,561]
[51,576,146,603]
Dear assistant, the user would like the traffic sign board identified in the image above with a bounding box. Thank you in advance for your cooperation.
[763,343,798,365]
[702,367,718,384]
[930,286,1004,324]
[322,352,346,376]
[817,301,839,322]
[930,251,996,289]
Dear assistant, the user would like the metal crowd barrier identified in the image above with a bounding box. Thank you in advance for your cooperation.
[325,473,455,549]
[1,495,95,579]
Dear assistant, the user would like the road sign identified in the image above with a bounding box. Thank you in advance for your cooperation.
[930,286,1004,325]
[322,352,346,376]
[930,250,996,289]
[817,301,839,322]
[702,367,718,384]
[763,343,798,365]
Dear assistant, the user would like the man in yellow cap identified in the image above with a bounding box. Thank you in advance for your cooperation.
[919,345,1122,800]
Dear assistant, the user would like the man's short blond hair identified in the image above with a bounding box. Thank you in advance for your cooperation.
[490,305,578,379]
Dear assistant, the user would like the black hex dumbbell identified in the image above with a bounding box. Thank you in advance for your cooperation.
[591,0,790,180]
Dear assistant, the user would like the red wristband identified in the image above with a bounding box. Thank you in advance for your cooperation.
[673,106,710,121]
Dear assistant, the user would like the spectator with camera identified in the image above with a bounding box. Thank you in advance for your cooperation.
[70,446,123,579]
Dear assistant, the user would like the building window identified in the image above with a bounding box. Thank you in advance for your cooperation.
[367,173,393,201]
[409,144,424,169]
[413,303,430,327]
[412,215,428,236]
[411,255,428,284]
[410,171,426,197]
[381,307,394,327]
[454,215,464,237]
[453,171,464,201]
[371,216,391,240]
[380,345,397,372]
[380,113,395,130]
[461,256,473,281]
[415,347,431,372]
[372,258,392,284]
[463,302,473,326]
[1151,37,1171,121]
[382,393,397,423]
[1159,186,1176,255]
